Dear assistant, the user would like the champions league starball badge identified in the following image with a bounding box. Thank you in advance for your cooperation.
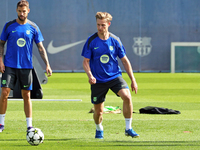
[132,37,152,57]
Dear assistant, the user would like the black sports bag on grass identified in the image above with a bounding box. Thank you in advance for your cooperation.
[139,106,181,114]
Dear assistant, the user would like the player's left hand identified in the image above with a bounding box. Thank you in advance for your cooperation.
[46,66,52,77]
[131,80,138,94]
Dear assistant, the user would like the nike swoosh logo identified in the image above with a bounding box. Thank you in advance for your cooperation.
[47,40,86,54]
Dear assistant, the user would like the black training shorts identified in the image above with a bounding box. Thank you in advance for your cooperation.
[1,66,33,90]
[91,76,129,104]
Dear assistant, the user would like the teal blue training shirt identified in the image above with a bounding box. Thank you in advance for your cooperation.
[0,19,44,69]
[81,32,126,83]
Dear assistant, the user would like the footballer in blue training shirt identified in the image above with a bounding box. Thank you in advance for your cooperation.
[82,12,139,139]
[0,0,52,133]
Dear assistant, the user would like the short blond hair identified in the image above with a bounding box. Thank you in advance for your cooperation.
[95,12,112,22]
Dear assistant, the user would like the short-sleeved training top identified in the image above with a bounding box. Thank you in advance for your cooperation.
[0,19,44,69]
[81,32,126,83]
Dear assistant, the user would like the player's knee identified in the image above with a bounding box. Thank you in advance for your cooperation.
[21,90,31,99]
[122,93,132,102]
[95,110,103,116]
[119,89,131,99]
[121,91,131,99]
[0,89,10,100]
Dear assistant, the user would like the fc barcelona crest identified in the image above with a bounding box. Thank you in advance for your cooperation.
[132,37,152,57]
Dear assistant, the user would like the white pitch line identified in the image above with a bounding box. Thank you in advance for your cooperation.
[8,99,82,101]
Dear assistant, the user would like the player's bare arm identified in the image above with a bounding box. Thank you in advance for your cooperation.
[0,40,6,73]
[83,58,96,84]
[36,42,52,77]
[121,56,138,94]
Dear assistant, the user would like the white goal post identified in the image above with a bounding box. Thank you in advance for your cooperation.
[171,42,200,73]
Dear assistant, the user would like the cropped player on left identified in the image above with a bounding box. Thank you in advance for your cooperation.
[0,0,52,132]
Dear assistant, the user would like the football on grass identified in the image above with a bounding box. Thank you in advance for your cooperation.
[26,128,44,146]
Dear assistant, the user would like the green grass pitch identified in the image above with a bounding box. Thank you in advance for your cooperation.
[0,73,200,150]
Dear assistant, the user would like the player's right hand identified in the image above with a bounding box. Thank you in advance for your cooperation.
[89,76,96,85]
[0,61,5,73]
